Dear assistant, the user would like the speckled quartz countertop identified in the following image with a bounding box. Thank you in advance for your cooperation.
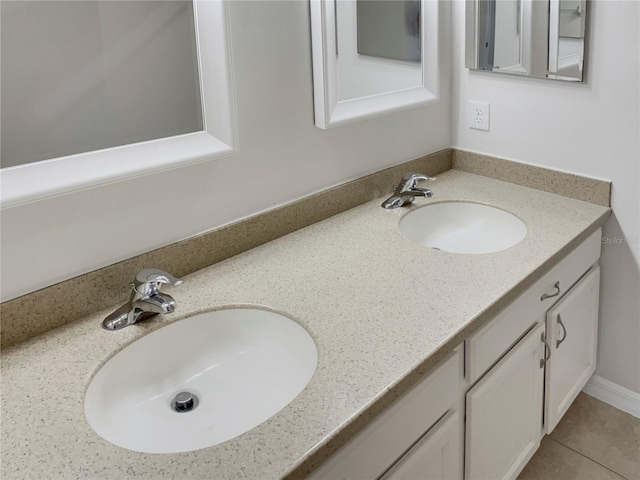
[1,170,610,479]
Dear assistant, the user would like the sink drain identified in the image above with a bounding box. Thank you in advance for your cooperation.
[171,391,199,413]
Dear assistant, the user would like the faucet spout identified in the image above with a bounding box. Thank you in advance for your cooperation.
[102,269,182,331]
[382,173,435,209]
[102,304,140,331]
[133,293,177,315]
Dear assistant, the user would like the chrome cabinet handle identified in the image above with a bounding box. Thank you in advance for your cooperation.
[556,314,568,348]
[540,332,551,368]
[540,281,561,301]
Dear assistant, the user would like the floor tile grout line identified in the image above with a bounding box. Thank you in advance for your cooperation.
[547,436,630,479]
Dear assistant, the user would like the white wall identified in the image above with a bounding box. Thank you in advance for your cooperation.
[0,1,451,301]
[451,0,640,394]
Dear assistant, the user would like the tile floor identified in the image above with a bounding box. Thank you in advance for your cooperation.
[518,393,640,480]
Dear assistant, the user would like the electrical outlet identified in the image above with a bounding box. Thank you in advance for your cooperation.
[469,101,490,131]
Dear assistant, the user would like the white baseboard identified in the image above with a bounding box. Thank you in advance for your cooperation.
[583,375,640,418]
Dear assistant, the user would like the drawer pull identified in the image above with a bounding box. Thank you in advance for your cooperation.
[540,281,561,301]
[556,314,568,348]
[540,332,551,368]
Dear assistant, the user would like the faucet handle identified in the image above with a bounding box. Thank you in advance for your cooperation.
[135,268,182,286]
[401,172,436,189]
[133,268,182,296]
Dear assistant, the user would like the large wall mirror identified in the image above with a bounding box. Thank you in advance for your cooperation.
[310,0,439,129]
[1,0,237,209]
[465,0,587,81]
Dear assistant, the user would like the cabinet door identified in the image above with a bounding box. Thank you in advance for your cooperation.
[466,323,545,480]
[545,265,599,434]
[379,409,462,480]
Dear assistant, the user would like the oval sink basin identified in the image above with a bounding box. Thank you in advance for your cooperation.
[399,202,527,254]
[85,308,317,454]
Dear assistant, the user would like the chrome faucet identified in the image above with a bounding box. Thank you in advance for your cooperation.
[102,268,182,331]
[381,172,436,209]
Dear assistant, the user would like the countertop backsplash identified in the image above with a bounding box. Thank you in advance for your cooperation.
[0,148,613,350]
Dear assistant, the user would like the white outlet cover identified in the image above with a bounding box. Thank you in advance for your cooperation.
[469,101,490,131]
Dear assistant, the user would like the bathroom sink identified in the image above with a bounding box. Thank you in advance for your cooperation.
[399,202,527,254]
[85,308,317,454]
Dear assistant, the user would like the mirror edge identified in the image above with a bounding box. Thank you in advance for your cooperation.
[464,0,478,70]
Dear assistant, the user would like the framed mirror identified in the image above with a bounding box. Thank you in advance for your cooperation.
[310,0,439,129]
[1,0,237,208]
[465,0,587,81]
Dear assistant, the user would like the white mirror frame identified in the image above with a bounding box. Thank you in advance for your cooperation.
[0,0,237,209]
[310,0,439,129]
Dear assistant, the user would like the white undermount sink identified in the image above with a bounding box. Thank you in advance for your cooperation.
[85,308,317,454]
[399,202,527,254]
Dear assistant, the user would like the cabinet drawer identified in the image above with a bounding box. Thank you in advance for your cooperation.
[466,228,601,384]
[309,346,462,480]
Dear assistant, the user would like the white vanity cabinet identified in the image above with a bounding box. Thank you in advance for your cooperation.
[464,229,602,479]
[309,347,465,480]
[309,230,602,480]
